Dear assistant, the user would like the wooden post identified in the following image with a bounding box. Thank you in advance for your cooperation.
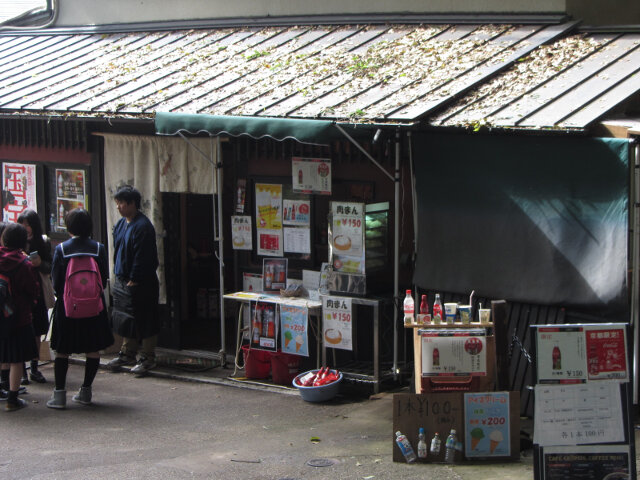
[492,300,510,391]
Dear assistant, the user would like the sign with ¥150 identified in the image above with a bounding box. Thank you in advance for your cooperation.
[421,329,487,377]
[534,324,628,384]
[322,296,352,351]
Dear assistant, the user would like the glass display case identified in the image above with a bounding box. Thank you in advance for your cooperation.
[365,202,389,272]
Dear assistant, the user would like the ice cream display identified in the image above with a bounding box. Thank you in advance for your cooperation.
[284,330,293,348]
[489,430,503,454]
[470,427,485,450]
[295,334,303,353]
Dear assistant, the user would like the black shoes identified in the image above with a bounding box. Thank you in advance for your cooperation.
[5,398,27,412]
[29,370,47,383]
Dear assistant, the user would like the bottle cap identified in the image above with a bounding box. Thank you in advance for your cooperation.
[450,429,456,434]
[419,427,425,434]
[396,431,401,436]
[405,289,411,295]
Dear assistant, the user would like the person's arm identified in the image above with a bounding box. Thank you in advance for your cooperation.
[98,243,109,286]
[38,236,53,274]
[51,245,65,296]
[129,221,158,284]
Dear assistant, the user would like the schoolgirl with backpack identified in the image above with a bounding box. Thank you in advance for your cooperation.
[47,209,114,410]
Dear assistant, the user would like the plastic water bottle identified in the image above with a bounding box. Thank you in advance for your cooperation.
[395,431,417,463]
[430,432,441,455]
[432,293,443,324]
[403,290,414,325]
[445,429,458,464]
[417,427,427,459]
[49,213,56,233]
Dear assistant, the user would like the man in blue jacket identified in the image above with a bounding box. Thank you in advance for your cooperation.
[106,185,160,376]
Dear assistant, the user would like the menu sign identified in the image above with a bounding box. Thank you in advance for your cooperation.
[533,381,625,446]
[322,296,352,351]
[330,201,365,274]
[231,215,252,250]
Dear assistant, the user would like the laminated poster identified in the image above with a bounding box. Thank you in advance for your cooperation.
[421,329,487,377]
[256,183,283,256]
[283,199,310,225]
[322,296,352,351]
[533,381,624,446]
[242,272,263,339]
[284,227,311,254]
[292,157,331,195]
[249,301,278,352]
[464,392,510,457]
[2,163,37,222]
[280,305,309,357]
[231,215,252,250]
[535,324,628,384]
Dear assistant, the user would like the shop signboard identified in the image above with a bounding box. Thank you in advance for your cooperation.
[292,157,331,195]
[534,324,628,384]
[329,201,365,275]
[255,183,283,256]
[464,392,511,458]
[539,445,631,480]
[231,215,252,250]
[280,304,309,357]
[322,295,352,351]
[2,162,37,222]
[420,329,487,377]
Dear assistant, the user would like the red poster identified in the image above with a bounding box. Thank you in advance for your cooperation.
[585,327,627,381]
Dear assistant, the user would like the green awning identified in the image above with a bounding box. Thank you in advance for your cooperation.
[155,112,375,146]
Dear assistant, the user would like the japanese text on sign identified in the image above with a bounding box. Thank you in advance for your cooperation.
[322,295,352,351]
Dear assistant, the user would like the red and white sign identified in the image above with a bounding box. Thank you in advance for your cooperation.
[421,329,487,377]
[2,163,37,222]
[535,324,628,383]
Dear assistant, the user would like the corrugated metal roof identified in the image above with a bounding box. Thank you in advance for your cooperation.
[0,22,638,129]
[0,23,576,124]
[432,32,640,129]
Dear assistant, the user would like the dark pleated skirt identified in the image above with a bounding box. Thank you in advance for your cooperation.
[50,301,114,355]
[32,295,50,336]
[0,324,38,363]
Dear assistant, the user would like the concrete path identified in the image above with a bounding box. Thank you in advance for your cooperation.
[0,361,631,479]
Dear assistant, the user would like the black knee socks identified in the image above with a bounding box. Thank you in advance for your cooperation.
[83,358,100,388]
[54,357,69,391]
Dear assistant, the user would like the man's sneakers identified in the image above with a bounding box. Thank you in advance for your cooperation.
[131,357,157,376]
[106,352,137,370]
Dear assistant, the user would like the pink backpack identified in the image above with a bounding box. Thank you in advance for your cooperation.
[62,244,104,319]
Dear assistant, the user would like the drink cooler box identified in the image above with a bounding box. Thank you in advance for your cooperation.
[241,345,301,385]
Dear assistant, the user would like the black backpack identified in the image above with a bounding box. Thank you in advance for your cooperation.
[0,258,27,338]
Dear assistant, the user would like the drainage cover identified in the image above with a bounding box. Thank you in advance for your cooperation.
[306,458,335,467]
